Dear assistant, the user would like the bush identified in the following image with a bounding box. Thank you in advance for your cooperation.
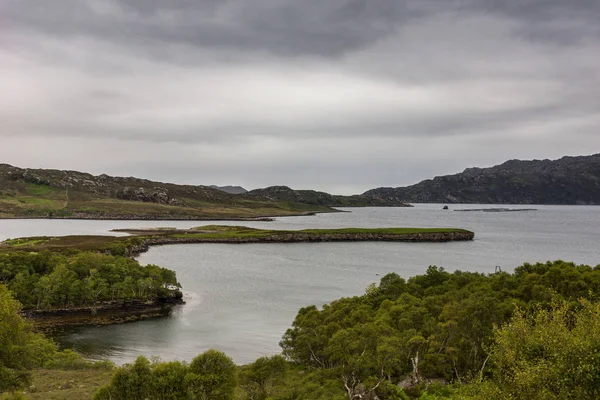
[95,350,236,400]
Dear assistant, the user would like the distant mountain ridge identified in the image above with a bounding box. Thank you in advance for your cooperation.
[209,185,248,194]
[364,154,600,205]
[247,186,411,207]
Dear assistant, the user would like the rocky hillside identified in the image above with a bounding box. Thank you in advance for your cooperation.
[209,185,248,194]
[247,186,411,207]
[364,154,600,204]
[0,164,331,219]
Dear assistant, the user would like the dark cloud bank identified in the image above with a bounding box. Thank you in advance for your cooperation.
[1,0,599,194]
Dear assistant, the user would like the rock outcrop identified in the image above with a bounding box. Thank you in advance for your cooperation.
[22,296,185,330]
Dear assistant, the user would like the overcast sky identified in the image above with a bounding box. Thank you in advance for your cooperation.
[1,0,599,194]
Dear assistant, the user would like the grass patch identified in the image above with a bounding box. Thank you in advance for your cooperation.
[0,369,113,400]
[0,184,67,215]
[3,238,51,247]
[24,184,63,196]
[0,235,133,254]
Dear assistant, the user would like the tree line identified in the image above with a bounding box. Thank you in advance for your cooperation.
[0,251,180,309]
[278,260,600,399]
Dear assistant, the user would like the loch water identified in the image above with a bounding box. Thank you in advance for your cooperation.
[1,205,599,364]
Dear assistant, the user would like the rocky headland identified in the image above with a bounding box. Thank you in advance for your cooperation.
[364,154,600,204]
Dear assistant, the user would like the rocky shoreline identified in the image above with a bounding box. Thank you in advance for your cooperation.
[22,297,185,330]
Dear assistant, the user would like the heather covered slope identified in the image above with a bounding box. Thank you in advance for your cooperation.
[0,164,331,219]
[364,154,600,204]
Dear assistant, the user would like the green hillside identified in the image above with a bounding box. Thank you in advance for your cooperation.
[0,164,332,219]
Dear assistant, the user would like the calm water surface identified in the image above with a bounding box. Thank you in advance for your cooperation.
[1,205,599,364]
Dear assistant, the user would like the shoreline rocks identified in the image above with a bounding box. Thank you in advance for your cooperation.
[21,297,185,330]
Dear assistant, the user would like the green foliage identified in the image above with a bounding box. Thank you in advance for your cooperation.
[0,282,113,396]
[187,349,236,400]
[264,368,347,400]
[5,259,600,399]
[152,361,189,400]
[95,350,236,400]
[419,299,600,400]
[94,356,154,400]
[0,251,180,309]
[241,355,288,399]
[43,349,115,371]
[0,283,58,392]
[280,261,600,398]
[485,299,600,399]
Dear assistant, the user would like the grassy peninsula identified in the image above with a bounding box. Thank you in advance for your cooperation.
[116,225,474,243]
[0,226,474,257]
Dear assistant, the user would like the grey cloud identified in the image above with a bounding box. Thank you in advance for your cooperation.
[1,0,599,193]
[6,0,395,57]
[8,0,599,58]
